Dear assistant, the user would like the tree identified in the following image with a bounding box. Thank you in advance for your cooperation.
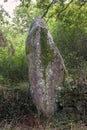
[0,5,10,25]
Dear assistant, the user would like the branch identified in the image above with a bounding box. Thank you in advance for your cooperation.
[57,0,73,17]
[46,0,73,22]
[78,1,87,10]
[41,0,54,18]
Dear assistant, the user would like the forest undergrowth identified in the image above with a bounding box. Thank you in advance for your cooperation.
[0,80,87,130]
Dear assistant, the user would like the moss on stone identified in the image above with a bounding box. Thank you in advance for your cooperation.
[43,70,46,85]
[40,27,55,69]
[43,100,47,110]
[26,45,32,55]
[40,27,55,84]
[40,27,56,110]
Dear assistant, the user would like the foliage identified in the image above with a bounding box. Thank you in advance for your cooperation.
[13,1,41,33]
[0,26,28,83]
[0,5,10,25]
[47,3,87,76]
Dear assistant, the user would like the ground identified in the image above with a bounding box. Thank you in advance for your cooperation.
[0,82,87,130]
[0,115,87,130]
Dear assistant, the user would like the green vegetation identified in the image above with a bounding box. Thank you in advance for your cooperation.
[0,0,87,129]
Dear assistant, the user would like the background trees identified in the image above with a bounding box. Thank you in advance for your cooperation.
[0,0,87,83]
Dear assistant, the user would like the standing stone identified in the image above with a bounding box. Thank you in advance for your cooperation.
[26,17,64,116]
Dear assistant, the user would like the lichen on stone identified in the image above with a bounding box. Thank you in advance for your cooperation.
[26,26,39,55]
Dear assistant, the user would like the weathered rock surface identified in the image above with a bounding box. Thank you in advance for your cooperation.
[26,17,64,116]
